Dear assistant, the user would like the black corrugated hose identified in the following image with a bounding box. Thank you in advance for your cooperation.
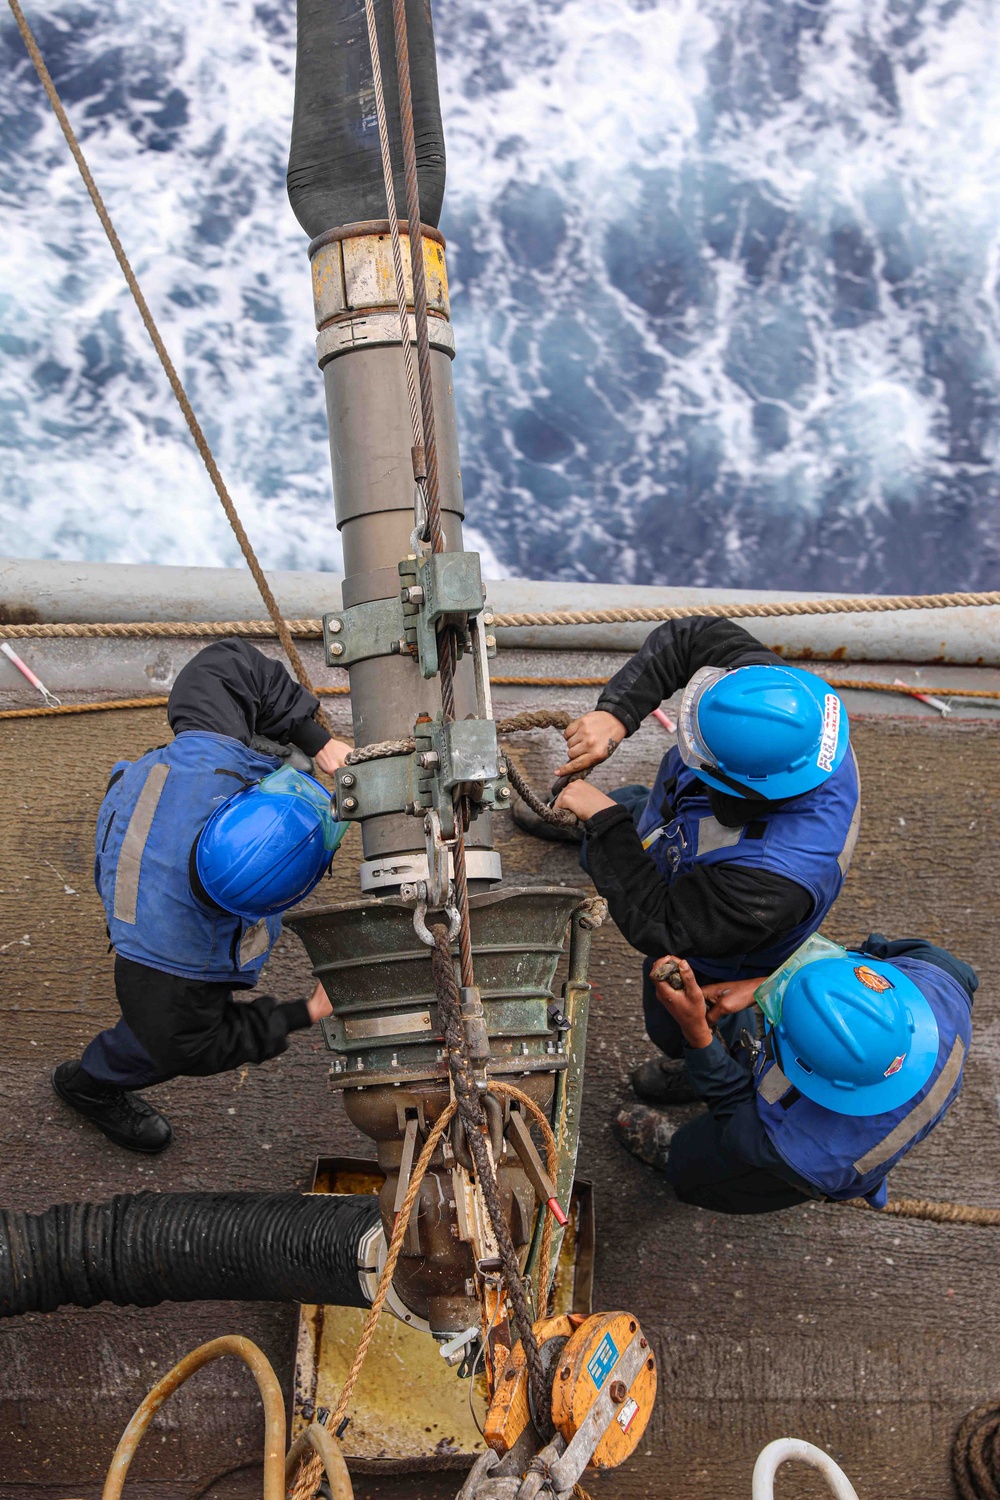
[0,1192,381,1317]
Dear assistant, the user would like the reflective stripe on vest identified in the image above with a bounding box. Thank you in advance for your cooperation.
[757,1062,793,1105]
[838,772,862,876]
[113,763,170,925]
[634,745,861,981]
[754,954,972,1202]
[852,1034,967,1175]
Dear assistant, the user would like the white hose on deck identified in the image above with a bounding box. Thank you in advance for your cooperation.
[752,1439,860,1500]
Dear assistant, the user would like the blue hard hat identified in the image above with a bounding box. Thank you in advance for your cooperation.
[770,954,940,1116]
[676,663,849,800]
[195,766,348,920]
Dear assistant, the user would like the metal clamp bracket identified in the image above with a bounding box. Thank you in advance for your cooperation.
[323,595,406,669]
[334,754,417,821]
[414,714,511,834]
[399,550,486,679]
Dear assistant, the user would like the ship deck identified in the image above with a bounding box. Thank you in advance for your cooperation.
[2,645,998,1499]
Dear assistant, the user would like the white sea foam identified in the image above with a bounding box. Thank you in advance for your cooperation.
[2,0,999,589]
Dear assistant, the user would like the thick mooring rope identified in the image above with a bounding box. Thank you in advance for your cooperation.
[953,1399,1000,1500]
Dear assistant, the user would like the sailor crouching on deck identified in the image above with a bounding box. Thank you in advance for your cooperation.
[547,616,860,1108]
[52,640,353,1154]
[614,939,976,1214]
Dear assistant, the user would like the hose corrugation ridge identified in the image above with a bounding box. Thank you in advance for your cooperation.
[0,1193,381,1317]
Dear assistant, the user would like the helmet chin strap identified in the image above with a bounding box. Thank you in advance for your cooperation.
[697,760,773,803]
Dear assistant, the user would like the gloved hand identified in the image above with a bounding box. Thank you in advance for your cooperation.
[556,710,626,777]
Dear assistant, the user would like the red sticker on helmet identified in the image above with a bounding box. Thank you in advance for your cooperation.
[855,965,894,993]
[884,1054,905,1077]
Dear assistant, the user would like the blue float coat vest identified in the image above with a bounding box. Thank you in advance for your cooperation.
[634,746,861,981]
[94,732,283,986]
[754,955,972,1206]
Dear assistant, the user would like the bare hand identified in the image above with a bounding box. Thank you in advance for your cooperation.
[306,979,333,1023]
[702,977,766,1027]
[557,711,626,778]
[313,738,353,776]
[553,781,617,821]
[651,956,713,1049]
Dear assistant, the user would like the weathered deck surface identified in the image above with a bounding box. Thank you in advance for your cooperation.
[2,676,998,1499]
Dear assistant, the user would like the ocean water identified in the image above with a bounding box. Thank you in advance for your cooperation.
[2,0,999,592]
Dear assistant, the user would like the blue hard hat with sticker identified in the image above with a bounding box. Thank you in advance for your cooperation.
[676,663,849,800]
[195,765,348,920]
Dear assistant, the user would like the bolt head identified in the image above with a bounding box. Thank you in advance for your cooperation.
[497,785,511,800]
[340,772,356,788]
[330,642,344,656]
[328,618,343,633]
[485,634,496,649]
[341,796,358,812]
[609,1380,628,1405]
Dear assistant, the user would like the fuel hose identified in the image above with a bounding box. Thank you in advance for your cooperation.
[0,1191,380,1317]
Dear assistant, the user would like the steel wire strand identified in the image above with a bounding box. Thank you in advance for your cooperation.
[429,923,552,1433]
[6,0,328,725]
[391,0,443,554]
[362,0,423,465]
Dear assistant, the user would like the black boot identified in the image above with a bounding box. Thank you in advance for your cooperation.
[630,1055,700,1106]
[612,1103,682,1172]
[52,1060,173,1154]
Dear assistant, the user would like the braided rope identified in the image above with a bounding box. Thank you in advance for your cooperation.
[492,589,1000,630]
[6,0,327,726]
[953,1400,1000,1500]
[851,1196,1000,1227]
[489,1082,559,1314]
[4,586,1000,646]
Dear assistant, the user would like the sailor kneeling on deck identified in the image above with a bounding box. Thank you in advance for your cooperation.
[52,640,353,1154]
[613,938,976,1214]
[548,616,860,1107]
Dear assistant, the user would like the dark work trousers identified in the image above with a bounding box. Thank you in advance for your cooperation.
[664,1110,816,1214]
[80,955,307,1089]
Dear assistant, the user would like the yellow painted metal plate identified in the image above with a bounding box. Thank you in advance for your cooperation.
[294,1301,487,1467]
[550,1311,657,1470]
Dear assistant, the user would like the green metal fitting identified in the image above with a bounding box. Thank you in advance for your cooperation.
[399,551,486,679]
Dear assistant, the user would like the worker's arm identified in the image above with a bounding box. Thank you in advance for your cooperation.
[117,971,334,1077]
[577,800,812,958]
[557,617,779,775]
[168,639,340,760]
[652,960,821,1192]
[649,958,755,1118]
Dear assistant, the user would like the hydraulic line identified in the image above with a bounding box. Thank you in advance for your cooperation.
[0,1192,379,1318]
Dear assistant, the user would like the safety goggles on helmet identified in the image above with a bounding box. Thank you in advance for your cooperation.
[752,932,849,1026]
[676,666,729,774]
[257,765,348,853]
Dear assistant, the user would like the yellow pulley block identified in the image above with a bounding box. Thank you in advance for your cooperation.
[550,1310,657,1470]
[484,1314,584,1456]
